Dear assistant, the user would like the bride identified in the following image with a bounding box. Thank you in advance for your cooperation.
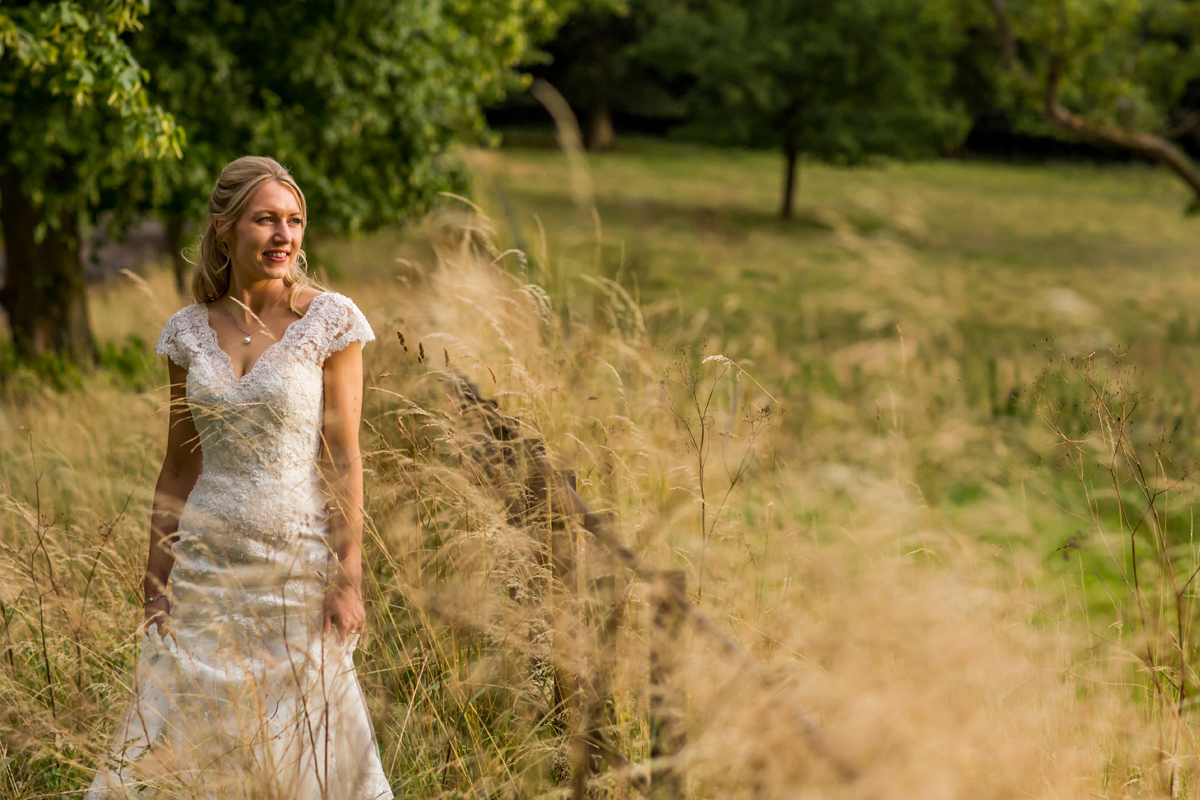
[87,156,393,799]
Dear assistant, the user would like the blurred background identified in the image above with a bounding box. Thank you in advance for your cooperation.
[8,1,1200,797]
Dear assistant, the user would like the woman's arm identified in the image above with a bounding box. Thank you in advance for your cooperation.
[144,358,203,632]
[321,340,367,641]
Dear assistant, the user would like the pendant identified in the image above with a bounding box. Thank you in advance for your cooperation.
[243,336,252,344]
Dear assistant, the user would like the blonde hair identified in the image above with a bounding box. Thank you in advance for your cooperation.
[192,156,318,315]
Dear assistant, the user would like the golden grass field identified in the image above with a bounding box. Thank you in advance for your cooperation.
[5,140,1200,797]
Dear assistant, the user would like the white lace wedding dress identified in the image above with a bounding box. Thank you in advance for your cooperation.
[87,291,393,800]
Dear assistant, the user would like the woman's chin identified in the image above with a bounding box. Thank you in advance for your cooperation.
[254,262,292,280]
[230,259,296,285]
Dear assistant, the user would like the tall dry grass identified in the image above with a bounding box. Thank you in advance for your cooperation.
[0,203,1184,798]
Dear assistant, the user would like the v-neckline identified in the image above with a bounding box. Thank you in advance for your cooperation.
[200,292,329,381]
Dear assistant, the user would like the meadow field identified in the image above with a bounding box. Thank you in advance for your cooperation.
[5,140,1200,797]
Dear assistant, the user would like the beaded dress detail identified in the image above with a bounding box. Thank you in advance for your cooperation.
[87,292,392,800]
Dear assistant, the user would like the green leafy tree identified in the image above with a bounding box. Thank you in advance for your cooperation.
[2,0,593,362]
[0,1,180,363]
[984,0,1200,208]
[128,0,599,293]
[639,0,969,219]
[526,1,683,151]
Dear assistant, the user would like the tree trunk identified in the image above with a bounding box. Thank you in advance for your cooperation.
[165,216,189,296]
[780,146,800,220]
[585,103,616,152]
[0,170,94,365]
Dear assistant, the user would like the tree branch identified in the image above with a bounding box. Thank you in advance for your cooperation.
[1039,103,1200,199]
[985,0,1200,205]
[988,0,1030,87]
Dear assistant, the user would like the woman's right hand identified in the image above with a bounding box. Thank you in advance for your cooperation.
[143,596,171,635]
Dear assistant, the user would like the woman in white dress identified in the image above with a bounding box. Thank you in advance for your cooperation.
[87,156,393,799]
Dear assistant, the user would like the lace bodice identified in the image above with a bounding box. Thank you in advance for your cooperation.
[156,291,373,476]
[154,291,375,569]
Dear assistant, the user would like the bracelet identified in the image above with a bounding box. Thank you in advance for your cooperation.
[143,593,167,606]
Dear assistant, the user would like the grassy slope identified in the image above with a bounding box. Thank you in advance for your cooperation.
[4,142,1200,796]
[462,139,1200,511]
[469,143,1200,763]
[480,141,1194,342]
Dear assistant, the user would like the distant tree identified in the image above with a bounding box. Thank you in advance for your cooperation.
[129,0,600,294]
[529,2,683,151]
[984,0,1200,208]
[639,0,969,219]
[0,1,180,363]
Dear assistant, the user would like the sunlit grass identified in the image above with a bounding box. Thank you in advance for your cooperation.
[4,143,1200,795]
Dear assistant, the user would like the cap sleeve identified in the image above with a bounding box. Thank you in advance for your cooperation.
[312,293,375,363]
[154,307,192,370]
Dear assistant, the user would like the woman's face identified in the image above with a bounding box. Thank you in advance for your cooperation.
[224,180,304,284]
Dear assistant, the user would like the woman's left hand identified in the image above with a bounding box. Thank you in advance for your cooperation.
[323,583,365,643]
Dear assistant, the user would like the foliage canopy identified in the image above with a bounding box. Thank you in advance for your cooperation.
[637,0,969,217]
[0,1,181,363]
[983,0,1200,206]
[131,0,600,235]
[0,0,180,236]
[0,0,593,361]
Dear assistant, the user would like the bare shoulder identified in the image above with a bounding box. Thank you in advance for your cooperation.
[294,285,325,315]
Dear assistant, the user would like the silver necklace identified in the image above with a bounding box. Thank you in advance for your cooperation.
[225,286,286,345]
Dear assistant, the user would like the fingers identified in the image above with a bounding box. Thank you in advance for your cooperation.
[324,586,366,640]
[142,612,171,638]
[143,605,171,632]
[325,612,351,640]
[333,615,364,637]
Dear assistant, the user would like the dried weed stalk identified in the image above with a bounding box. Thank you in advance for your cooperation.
[1035,348,1200,795]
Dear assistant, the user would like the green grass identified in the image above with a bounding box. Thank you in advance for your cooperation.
[470,138,1198,342]
[9,139,1200,796]
[459,139,1200,431]
[454,139,1200,639]
[291,140,1200,603]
